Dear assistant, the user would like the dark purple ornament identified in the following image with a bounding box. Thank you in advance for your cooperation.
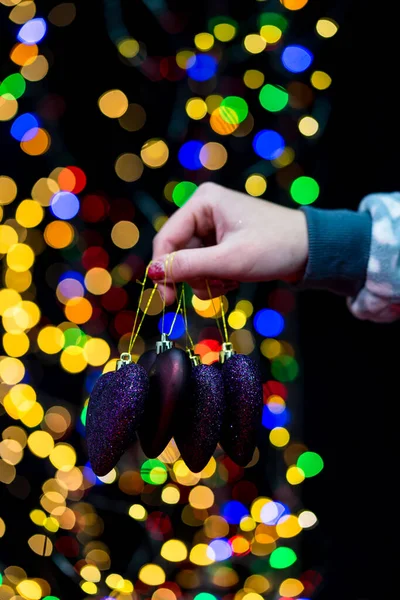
[86,360,149,476]
[220,353,263,467]
[138,337,191,458]
[175,356,225,473]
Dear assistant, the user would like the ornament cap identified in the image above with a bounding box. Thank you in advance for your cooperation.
[187,348,201,366]
[219,342,236,364]
[156,333,173,354]
[117,352,132,370]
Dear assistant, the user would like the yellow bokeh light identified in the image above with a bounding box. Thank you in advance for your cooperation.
[236,300,253,318]
[98,89,129,118]
[98,468,117,484]
[176,49,195,69]
[30,509,46,525]
[0,356,25,384]
[200,456,216,479]
[0,517,5,538]
[271,146,295,168]
[85,267,112,295]
[81,565,101,583]
[172,459,201,486]
[280,0,308,9]
[27,431,55,458]
[0,176,17,205]
[298,115,319,136]
[20,401,44,428]
[243,69,265,89]
[228,309,246,329]
[60,345,87,373]
[310,70,332,90]
[31,177,59,207]
[231,536,250,554]
[214,23,236,42]
[83,338,111,366]
[105,573,124,589]
[15,199,44,228]
[206,94,223,113]
[269,427,290,447]
[194,32,214,51]
[161,484,180,504]
[188,485,214,509]
[139,564,166,586]
[245,174,267,197]
[190,543,214,566]
[21,55,49,82]
[2,331,30,357]
[0,288,21,315]
[28,534,53,557]
[5,269,32,292]
[240,516,256,532]
[186,97,207,120]
[6,243,34,272]
[0,95,18,121]
[279,578,304,597]
[81,581,97,595]
[114,153,144,182]
[244,34,266,54]
[244,575,270,593]
[316,18,338,38]
[37,326,65,354]
[141,139,169,168]
[119,103,146,131]
[118,37,139,58]
[199,142,228,170]
[286,465,305,485]
[49,443,76,471]
[298,510,318,528]
[204,515,229,538]
[111,220,140,249]
[0,438,23,465]
[251,497,272,522]
[129,504,147,520]
[16,580,42,600]
[0,224,18,252]
[260,25,282,43]
[276,514,302,538]
[161,539,188,562]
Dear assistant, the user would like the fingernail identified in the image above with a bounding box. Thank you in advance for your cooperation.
[148,261,165,280]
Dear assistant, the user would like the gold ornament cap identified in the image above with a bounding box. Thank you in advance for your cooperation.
[156,333,174,354]
[219,342,235,364]
[117,352,132,370]
[187,348,201,366]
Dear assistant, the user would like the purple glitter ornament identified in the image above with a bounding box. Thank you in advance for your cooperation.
[86,363,149,476]
[220,354,263,466]
[175,362,225,473]
[138,347,191,458]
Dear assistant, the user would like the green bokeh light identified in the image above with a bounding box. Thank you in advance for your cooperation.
[63,327,87,348]
[141,459,168,485]
[259,84,288,112]
[194,594,217,600]
[258,12,288,31]
[173,181,197,207]
[43,597,60,600]
[81,405,87,426]
[297,451,324,477]
[290,176,320,205]
[271,355,299,382]
[220,96,248,123]
[270,546,297,569]
[0,73,26,99]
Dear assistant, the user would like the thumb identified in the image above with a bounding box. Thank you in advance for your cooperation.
[149,246,232,283]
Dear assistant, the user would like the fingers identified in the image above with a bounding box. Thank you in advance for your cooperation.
[152,183,217,258]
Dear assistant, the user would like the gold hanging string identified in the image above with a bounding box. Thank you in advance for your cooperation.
[160,254,170,336]
[205,279,229,344]
[181,282,195,351]
[128,261,158,355]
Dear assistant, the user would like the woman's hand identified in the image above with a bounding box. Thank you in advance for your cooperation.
[149,182,308,304]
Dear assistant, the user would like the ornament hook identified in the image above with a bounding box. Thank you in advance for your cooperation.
[116,352,133,370]
[219,342,235,364]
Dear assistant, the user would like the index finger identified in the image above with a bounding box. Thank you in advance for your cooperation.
[152,183,215,258]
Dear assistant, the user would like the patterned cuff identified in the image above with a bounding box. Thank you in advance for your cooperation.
[349,193,400,322]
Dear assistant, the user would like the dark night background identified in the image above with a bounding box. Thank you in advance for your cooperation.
[1,1,399,598]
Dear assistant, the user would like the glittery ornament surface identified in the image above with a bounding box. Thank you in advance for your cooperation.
[220,354,263,466]
[138,348,191,458]
[86,364,149,476]
[175,363,225,473]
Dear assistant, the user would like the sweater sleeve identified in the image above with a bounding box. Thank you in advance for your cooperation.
[348,193,400,322]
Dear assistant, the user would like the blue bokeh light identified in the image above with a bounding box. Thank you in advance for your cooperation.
[262,405,290,429]
[10,113,39,142]
[208,539,232,561]
[253,129,285,160]
[59,270,85,285]
[18,18,47,45]
[50,191,80,220]
[158,312,185,340]
[261,501,287,525]
[254,309,284,336]
[178,140,203,170]
[187,54,217,81]
[221,500,248,524]
[85,370,103,394]
[281,44,313,73]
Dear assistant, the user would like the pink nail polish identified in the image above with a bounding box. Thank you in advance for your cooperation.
[148,261,165,280]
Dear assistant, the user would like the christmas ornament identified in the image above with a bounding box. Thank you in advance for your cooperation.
[138,333,191,458]
[86,353,149,476]
[175,349,225,473]
[219,342,263,466]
